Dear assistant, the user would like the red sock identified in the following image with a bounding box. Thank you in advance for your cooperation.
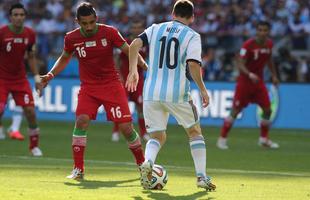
[138,118,147,137]
[260,120,270,138]
[113,123,119,133]
[29,135,39,149]
[129,145,145,166]
[220,117,234,138]
[72,145,85,172]
[28,128,40,149]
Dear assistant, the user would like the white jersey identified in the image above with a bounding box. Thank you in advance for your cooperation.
[143,21,202,103]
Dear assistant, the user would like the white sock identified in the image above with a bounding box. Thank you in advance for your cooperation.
[145,139,161,164]
[9,108,23,132]
[189,135,206,178]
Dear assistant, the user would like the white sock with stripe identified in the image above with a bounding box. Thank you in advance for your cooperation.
[189,135,206,178]
[145,139,161,164]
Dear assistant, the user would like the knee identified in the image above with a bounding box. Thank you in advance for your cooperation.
[76,114,90,129]
[187,124,202,138]
[119,122,133,136]
[262,108,272,119]
[231,108,241,119]
[23,106,35,117]
[150,131,166,146]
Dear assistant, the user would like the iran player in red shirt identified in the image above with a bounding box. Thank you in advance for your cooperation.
[0,3,43,156]
[111,21,149,142]
[40,2,147,180]
[217,21,280,150]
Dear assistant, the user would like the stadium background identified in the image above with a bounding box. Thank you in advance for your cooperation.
[1,1,310,200]
[1,0,309,130]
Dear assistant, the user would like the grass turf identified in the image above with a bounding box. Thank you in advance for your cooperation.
[0,121,309,200]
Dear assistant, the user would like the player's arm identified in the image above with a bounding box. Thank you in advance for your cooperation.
[40,51,72,88]
[267,57,279,86]
[119,42,148,70]
[188,61,209,108]
[125,38,143,92]
[236,55,260,83]
[186,34,209,107]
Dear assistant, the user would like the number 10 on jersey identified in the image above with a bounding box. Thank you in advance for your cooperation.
[159,36,179,69]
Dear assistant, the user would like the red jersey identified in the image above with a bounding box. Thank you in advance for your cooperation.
[119,38,146,82]
[64,24,126,85]
[0,25,36,80]
[239,38,273,81]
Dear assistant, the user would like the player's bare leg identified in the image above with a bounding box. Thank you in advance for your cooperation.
[135,104,149,141]
[67,114,89,180]
[258,107,279,149]
[118,122,145,166]
[186,124,216,191]
[141,131,165,189]
[217,107,241,150]
[23,106,42,156]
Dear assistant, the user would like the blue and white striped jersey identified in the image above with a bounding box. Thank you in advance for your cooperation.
[142,20,202,103]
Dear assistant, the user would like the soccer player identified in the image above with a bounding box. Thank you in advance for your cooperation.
[216,21,280,150]
[126,0,216,191]
[40,2,146,180]
[0,3,43,156]
[111,21,149,142]
[0,97,24,140]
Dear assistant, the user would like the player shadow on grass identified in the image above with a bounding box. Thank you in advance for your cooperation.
[132,190,215,200]
[64,178,139,189]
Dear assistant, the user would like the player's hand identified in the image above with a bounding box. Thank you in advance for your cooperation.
[200,90,210,108]
[40,72,54,88]
[248,72,260,83]
[125,71,139,92]
[271,75,279,87]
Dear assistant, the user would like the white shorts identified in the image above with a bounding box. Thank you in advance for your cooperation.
[143,100,199,133]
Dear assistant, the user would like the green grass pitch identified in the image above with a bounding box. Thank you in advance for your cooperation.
[0,120,309,200]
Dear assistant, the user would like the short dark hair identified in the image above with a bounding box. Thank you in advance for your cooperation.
[172,0,194,19]
[257,21,271,29]
[9,3,27,15]
[76,2,97,20]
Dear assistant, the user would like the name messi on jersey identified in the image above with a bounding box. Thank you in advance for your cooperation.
[166,27,180,34]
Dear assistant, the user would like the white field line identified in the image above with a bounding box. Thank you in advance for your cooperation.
[0,155,309,178]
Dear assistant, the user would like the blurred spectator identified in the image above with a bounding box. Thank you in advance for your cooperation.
[202,48,222,81]
[275,48,299,82]
[0,0,309,82]
[298,56,310,82]
[219,52,238,82]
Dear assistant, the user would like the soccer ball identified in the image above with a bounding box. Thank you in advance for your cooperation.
[149,164,168,190]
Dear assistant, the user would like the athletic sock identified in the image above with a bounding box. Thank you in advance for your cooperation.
[220,116,234,138]
[28,127,40,149]
[72,128,87,172]
[127,129,145,165]
[144,139,161,164]
[189,135,206,178]
[10,112,23,132]
[260,119,270,138]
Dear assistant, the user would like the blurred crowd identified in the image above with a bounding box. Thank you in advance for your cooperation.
[0,0,310,82]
